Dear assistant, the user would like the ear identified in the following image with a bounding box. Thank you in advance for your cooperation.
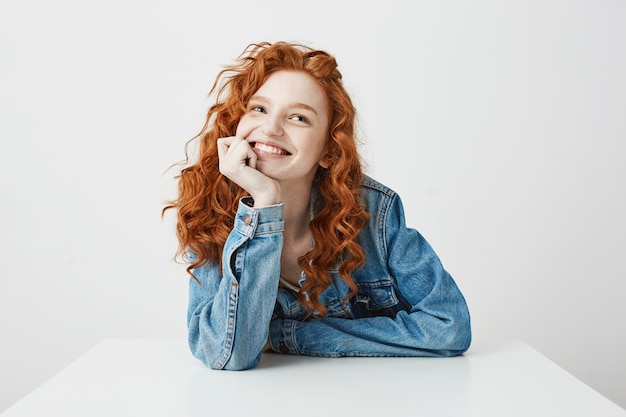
[318,153,331,169]
[319,137,333,168]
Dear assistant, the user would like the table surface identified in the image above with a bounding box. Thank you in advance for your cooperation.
[2,339,624,417]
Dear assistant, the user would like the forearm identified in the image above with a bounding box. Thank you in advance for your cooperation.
[188,199,284,370]
[269,309,471,358]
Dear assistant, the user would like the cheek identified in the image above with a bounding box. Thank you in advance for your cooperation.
[313,133,331,155]
[235,116,253,138]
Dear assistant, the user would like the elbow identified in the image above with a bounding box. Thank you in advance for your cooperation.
[189,335,261,371]
[438,313,472,356]
[213,350,261,371]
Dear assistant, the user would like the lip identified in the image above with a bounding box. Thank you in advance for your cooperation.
[249,140,292,156]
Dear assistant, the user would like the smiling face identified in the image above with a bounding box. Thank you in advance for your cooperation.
[235,70,331,188]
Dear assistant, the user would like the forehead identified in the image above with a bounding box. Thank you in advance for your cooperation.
[254,70,328,112]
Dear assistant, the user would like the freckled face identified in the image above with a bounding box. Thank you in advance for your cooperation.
[236,70,331,186]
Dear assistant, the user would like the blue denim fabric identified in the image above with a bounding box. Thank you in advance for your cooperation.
[187,176,471,370]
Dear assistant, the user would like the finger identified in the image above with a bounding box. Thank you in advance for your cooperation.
[216,136,235,158]
[246,148,257,169]
[218,137,255,179]
[227,137,251,161]
[217,136,243,162]
[217,137,239,175]
[232,139,257,168]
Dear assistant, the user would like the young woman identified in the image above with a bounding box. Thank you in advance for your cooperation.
[164,41,471,370]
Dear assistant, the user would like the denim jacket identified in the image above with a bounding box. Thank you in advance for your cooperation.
[187,176,471,370]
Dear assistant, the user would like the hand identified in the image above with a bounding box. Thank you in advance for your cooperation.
[262,337,272,353]
[217,136,282,207]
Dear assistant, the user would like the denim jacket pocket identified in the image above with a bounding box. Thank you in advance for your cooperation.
[273,288,308,320]
[350,278,410,319]
[317,282,350,318]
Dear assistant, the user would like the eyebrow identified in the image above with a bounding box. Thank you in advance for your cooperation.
[250,95,319,116]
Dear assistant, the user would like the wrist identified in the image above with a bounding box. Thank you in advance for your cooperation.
[252,184,282,208]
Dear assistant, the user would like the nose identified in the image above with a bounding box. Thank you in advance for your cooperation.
[261,114,284,137]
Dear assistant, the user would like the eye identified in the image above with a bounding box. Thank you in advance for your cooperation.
[249,104,266,113]
[290,114,308,123]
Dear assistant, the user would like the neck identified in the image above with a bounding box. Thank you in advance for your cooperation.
[280,179,313,241]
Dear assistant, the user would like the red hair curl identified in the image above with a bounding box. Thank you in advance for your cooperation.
[164,42,369,317]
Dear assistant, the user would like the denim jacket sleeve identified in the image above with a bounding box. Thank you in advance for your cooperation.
[187,198,284,370]
[268,190,472,358]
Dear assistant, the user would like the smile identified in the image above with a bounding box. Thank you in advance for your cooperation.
[252,142,291,156]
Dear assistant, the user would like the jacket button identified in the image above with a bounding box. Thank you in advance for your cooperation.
[279,343,289,354]
[243,214,251,226]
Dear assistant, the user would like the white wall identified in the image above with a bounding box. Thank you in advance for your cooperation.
[1,0,625,411]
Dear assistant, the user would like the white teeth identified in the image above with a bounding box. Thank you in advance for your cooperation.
[254,142,288,155]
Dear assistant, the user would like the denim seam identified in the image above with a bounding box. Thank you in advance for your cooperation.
[378,193,392,258]
[213,280,239,369]
[284,320,299,354]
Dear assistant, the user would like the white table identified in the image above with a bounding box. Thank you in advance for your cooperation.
[2,339,624,416]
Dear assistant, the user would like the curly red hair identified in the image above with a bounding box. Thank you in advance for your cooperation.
[164,41,369,317]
